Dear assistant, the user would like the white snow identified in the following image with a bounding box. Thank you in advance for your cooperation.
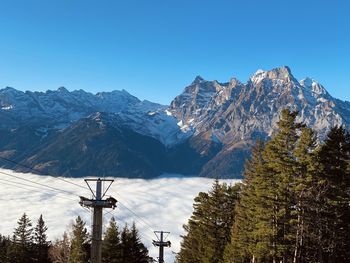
[250,69,267,84]
[0,168,239,262]
[1,105,13,110]
[165,109,172,116]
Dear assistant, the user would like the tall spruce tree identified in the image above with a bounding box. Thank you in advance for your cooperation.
[102,217,122,263]
[291,127,317,263]
[224,140,268,263]
[68,216,89,263]
[9,213,34,263]
[224,109,319,263]
[262,109,302,262]
[176,179,239,263]
[33,214,50,263]
[0,234,11,263]
[315,126,350,262]
[128,223,152,263]
[120,223,151,263]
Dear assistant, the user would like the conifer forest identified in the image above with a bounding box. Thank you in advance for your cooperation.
[176,110,350,263]
[1,109,350,263]
[0,214,152,263]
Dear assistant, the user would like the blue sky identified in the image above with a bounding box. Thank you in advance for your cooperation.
[0,0,349,104]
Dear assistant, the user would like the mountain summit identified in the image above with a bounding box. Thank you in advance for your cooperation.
[0,66,349,178]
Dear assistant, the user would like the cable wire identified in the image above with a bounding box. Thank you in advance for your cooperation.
[0,156,88,191]
[0,157,159,238]
[0,170,79,197]
[0,178,79,202]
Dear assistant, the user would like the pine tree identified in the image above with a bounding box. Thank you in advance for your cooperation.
[224,109,316,263]
[262,109,302,262]
[120,224,130,262]
[224,140,268,263]
[291,127,317,263]
[315,126,350,262]
[177,180,239,263]
[0,234,11,263]
[120,223,152,263]
[128,223,152,263]
[9,213,34,263]
[33,214,50,263]
[102,217,122,263]
[68,216,89,263]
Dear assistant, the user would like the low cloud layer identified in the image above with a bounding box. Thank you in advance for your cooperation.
[0,168,239,262]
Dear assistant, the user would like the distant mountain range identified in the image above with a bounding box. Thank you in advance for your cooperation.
[0,66,349,178]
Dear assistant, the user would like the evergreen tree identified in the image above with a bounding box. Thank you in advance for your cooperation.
[177,180,240,263]
[120,223,152,263]
[33,214,50,263]
[315,126,350,262]
[128,223,152,263]
[262,109,302,262]
[291,127,318,262]
[102,217,122,263]
[0,234,11,263]
[68,216,89,263]
[224,140,268,263]
[224,109,318,263]
[120,224,130,262]
[9,213,34,263]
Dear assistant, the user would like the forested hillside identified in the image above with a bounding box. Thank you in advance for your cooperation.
[0,214,152,263]
[177,109,350,263]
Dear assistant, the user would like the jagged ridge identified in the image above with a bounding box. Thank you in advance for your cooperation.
[0,66,349,178]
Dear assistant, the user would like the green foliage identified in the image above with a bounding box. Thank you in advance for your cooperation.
[223,110,350,263]
[176,179,240,263]
[313,126,350,262]
[119,223,152,263]
[0,234,11,263]
[68,216,89,263]
[9,213,34,263]
[0,214,152,263]
[33,214,50,263]
[102,217,122,263]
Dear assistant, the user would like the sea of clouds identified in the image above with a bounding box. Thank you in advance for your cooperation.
[0,168,239,262]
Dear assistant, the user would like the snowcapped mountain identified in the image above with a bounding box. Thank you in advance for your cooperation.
[170,66,349,145]
[0,87,189,146]
[0,66,349,178]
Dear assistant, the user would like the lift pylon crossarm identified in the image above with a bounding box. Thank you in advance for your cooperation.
[153,231,171,263]
[152,240,171,247]
[79,197,117,209]
[84,178,115,199]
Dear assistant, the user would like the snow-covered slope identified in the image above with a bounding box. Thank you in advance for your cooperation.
[169,66,350,144]
[0,87,191,146]
[1,66,350,178]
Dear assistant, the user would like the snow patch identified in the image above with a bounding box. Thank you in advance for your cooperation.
[1,105,13,110]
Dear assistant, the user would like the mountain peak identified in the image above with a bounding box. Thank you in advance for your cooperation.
[250,66,296,84]
[300,77,329,96]
[57,86,69,93]
[192,75,205,85]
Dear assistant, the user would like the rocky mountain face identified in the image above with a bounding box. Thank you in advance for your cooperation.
[0,66,349,178]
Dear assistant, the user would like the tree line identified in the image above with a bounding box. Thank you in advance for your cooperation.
[0,213,153,263]
[176,109,350,263]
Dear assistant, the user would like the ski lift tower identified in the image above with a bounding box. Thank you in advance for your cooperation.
[79,178,117,263]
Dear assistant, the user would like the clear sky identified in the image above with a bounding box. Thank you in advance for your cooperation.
[0,0,349,104]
